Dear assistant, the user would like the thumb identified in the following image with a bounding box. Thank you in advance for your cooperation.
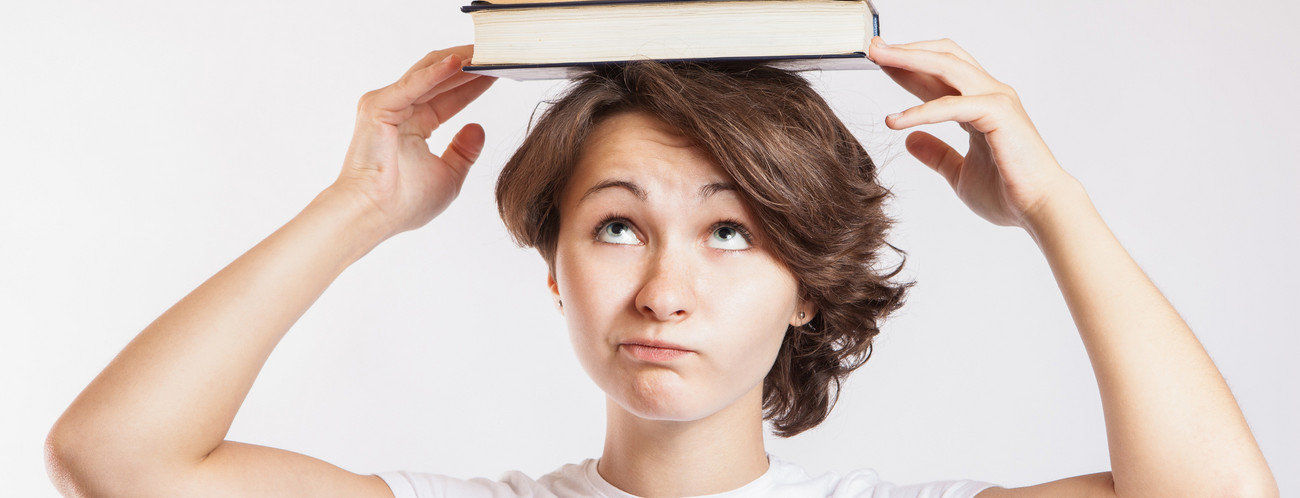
[440,123,486,182]
[904,131,963,189]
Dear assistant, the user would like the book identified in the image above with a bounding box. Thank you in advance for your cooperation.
[458,0,879,80]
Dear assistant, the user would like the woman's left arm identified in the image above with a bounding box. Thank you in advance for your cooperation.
[867,37,1278,498]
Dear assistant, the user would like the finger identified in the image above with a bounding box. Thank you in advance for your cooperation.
[880,65,959,103]
[440,123,486,182]
[413,68,486,106]
[367,54,464,116]
[869,39,1000,96]
[401,44,475,80]
[420,74,498,130]
[904,130,964,189]
[886,38,986,72]
[886,93,1019,135]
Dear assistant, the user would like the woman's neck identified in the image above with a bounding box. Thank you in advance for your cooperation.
[596,383,770,497]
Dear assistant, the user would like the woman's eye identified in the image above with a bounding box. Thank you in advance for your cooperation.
[707,224,751,250]
[596,220,642,245]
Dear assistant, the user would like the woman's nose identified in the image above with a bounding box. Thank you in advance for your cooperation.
[634,246,697,322]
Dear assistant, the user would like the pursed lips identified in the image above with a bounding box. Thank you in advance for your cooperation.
[619,339,693,352]
[617,335,697,364]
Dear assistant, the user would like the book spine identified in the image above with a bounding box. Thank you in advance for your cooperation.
[462,0,868,13]
[868,0,879,36]
[464,0,728,13]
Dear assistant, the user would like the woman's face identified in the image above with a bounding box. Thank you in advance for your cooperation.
[550,111,810,422]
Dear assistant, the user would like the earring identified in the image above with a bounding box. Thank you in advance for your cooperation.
[799,311,806,320]
[558,299,563,307]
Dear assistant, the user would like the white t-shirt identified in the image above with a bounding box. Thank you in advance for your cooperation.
[376,453,999,498]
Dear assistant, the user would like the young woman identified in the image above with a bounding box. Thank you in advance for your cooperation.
[46,38,1277,498]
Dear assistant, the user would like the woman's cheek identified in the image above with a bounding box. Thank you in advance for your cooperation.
[731,264,797,359]
[561,248,634,352]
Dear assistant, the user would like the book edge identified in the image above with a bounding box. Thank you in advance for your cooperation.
[463,0,865,13]
[868,0,879,36]
[463,53,879,81]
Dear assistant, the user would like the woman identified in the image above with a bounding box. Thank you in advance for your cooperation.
[45,38,1277,497]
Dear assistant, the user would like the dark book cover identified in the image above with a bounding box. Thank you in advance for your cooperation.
[462,0,747,13]
[462,53,877,81]
[463,0,877,19]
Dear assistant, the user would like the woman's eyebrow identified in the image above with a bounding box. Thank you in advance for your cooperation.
[578,179,738,206]
[699,181,738,198]
[580,179,645,205]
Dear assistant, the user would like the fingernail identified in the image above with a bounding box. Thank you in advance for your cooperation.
[887,112,902,123]
[440,54,458,66]
[872,37,888,48]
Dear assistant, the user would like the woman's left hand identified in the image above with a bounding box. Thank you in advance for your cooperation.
[868,36,1079,229]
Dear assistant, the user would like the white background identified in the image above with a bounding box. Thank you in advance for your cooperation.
[3,0,1296,496]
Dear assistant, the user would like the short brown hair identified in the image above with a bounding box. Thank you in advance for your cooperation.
[495,60,912,437]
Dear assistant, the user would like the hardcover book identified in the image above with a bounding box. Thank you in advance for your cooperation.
[459,0,880,80]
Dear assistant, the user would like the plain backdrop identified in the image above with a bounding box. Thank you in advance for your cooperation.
[3,0,1297,496]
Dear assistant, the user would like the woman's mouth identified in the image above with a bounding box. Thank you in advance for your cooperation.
[620,343,694,362]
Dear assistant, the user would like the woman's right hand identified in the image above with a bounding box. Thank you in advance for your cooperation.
[45,45,498,498]
[333,44,497,242]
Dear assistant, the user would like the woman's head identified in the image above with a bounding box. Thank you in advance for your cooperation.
[495,60,912,437]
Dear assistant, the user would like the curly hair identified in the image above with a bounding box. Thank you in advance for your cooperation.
[495,60,912,437]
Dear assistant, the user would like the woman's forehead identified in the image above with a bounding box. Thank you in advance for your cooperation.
[587,111,694,148]
[569,113,731,202]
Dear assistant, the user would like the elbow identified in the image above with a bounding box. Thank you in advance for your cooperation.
[1235,477,1280,498]
[1229,460,1281,498]
[45,417,155,498]
[46,419,90,497]
[1195,472,1281,498]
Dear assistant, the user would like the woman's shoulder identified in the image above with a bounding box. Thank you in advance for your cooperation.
[375,455,999,498]
[374,459,597,498]
[767,455,998,498]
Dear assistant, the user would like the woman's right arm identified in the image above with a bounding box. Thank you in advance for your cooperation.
[45,45,497,498]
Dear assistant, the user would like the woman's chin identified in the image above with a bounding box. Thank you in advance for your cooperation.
[609,376,712,422]
[618,399,708,422]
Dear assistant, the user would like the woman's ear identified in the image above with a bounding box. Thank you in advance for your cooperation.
[547,273,563,315]
[790,301,817,327]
